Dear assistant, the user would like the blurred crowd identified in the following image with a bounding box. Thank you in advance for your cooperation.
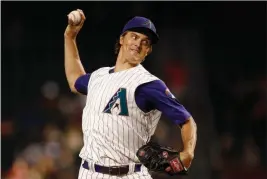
[207,75,266,179]
[2,81,85,179]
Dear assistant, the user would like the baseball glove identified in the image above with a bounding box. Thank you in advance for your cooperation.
[136,142,188,175]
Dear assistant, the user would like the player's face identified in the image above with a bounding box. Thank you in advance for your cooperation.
[120,31,152,65]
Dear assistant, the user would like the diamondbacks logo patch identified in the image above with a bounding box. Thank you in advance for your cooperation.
[103,88,129,116]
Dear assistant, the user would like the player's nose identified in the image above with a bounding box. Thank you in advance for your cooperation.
[133,43,141,52]
[133,39,142,47]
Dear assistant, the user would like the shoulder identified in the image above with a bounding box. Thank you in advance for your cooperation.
[137,80,167,95]
[91,67,112,77]
[93,66,111,73]
[136,65,160,84]
[139,79,166,88]
[137,79,178,101]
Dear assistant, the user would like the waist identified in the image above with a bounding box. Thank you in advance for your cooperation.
[79,144,142,165]
[82,160,142,176]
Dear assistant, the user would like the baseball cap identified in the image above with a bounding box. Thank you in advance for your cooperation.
[121,16,159,44]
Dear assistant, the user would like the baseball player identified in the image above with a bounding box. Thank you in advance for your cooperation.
[64,9,197,179]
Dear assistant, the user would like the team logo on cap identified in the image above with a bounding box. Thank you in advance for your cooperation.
[142,20,152,28]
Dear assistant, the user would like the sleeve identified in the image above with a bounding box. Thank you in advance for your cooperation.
[74,73,91,95]
[135,80,191,125]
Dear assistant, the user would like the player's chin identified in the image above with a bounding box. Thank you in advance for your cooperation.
[129,58,142,65]
[127,55,141,64]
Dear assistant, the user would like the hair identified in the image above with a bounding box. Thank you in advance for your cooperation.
[114,40,120,56]
[114,32,127,56]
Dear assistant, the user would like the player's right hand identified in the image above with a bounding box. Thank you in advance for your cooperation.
[64,9,86,39]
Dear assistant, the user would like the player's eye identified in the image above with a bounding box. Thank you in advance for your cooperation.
[142,39,151,47]
[131,33,138,40]
[142,40,148,46]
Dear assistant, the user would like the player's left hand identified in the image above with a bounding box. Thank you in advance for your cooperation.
[136,142,189,175]
[179,151,194,169]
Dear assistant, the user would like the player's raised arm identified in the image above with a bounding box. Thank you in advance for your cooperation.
[64,9,86,93]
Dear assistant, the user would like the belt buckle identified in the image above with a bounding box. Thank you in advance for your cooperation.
[109,166,120,175]
[108,167,113,175]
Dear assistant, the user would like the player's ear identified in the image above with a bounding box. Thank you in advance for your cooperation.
[119,32,127,45]
[146,46,152,56]
[119,36,123,45]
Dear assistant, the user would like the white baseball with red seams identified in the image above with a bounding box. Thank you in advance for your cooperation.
[68,10,82,25]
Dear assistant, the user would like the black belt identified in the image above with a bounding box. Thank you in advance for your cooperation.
[82,161,142,176]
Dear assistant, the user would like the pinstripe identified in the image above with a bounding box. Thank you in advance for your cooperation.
[85,168,88,179]
[150,112,161,134]
[124,72,145,160]
[99,72,125,163]
[85,75,103,161]
[79,161,85,179]
[95,172,100,179]
[78,65,162,178]
[85,71,128,165]
[102,71,141,164]
[127,73,147,159]
[102,73,126,163]
[80,68,108,161]
[97,73,115,163]
[92,70,111,162]
[115,72,139,162]
[125,71,144,157]
[84,166,89,179]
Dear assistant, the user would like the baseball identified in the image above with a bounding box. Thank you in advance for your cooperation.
[68,10,82,25]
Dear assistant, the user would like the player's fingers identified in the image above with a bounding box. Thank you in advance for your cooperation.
[77,9,86,20]
[67,15,74,26]
[78,17,85,27]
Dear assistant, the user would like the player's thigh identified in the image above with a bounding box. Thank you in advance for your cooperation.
[78,168,152,179]
[121,167,152,179]
[121,173,152,179]
[78,166,119,179]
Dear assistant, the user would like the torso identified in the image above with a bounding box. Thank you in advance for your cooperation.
[79,64,162,166]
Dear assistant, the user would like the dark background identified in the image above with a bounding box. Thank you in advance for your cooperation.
[2,1,266,179]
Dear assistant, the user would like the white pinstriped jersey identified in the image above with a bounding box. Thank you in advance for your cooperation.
[79,64,162,167]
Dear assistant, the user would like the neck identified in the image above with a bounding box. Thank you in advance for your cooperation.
[114,50,138,72]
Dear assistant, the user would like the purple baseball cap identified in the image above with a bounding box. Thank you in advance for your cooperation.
[121,16,159,44]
